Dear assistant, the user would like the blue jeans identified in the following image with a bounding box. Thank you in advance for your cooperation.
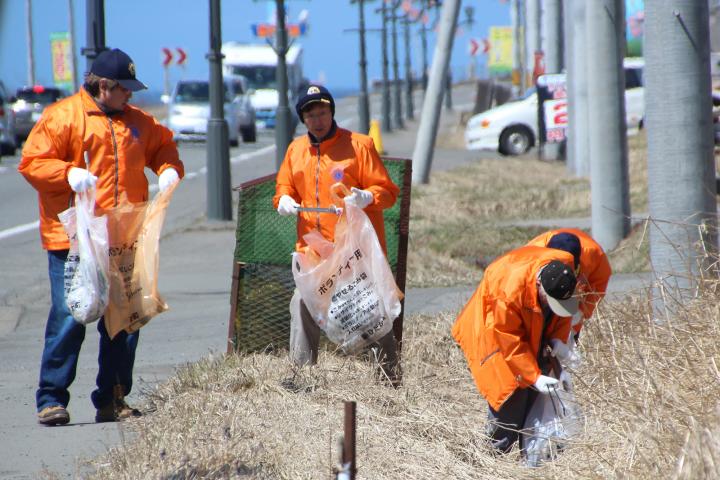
[36,250,139,411]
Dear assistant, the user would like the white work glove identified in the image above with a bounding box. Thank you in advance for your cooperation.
[533,374,560,394]
[571,311,584,327]
[277,195,300,216]
[158,168,180,193]
[344,187,374,209]
[552,337,581,368]
[67,167,98,193]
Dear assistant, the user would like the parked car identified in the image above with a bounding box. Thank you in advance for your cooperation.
[10,85,67,144]
[0,80,18,155]
[165,77,256,146]
[465,58,645,156]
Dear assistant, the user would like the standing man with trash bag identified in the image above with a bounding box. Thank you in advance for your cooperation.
[19,48,184,426]
[273,85,400,383]
[451,246,579,453]
[527,228,612,340]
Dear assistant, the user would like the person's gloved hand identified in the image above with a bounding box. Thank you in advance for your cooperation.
[345,187,373,209]
[67,167,98,193]
[158,168,180,193]
[277,195,300,216]
[571,311,584,327]
[550,338,571,362]
[533,374,560,394]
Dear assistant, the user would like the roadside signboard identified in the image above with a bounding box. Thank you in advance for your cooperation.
[487,26,513,75]
[536,73,567,144]
[50,32,74,91]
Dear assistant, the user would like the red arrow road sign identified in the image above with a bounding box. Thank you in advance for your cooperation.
[482,38,491,54]
[176,48,187,66]
[162,47,173,66]
[469,38,479,56]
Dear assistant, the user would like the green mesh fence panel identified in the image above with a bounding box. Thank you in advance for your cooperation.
[230,158,410,354]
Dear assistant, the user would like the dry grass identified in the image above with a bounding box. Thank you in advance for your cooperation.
[84,278,720,479]
[406,132,653,287]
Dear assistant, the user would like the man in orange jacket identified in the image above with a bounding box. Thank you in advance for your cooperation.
[273,85,400,383]
[527,228,612,339]
[19,48,184,426]
[452,246,578,453]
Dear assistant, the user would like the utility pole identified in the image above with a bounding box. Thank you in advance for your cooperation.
[26,0,35,86]
[412,0,461,184]
[525,0,541,84]
[563,0,575,172]
[645,0,717,305]
[402,12,414,121]
[511,0,525,96]
[356,0,371,134]
[542,0,563,161]
[390,1,404,129]
[569,0,589,176]
[206,0,232,220]
[274,0,292,168]
[68,0,79,91]
[82,0,106,71]
[586,0,630,250]
[379,1,392,133]
[419,4,429,93]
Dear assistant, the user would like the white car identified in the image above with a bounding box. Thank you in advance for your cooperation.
[466,58,645,156]
[166,77,256,146]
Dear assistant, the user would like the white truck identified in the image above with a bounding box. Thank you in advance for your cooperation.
[221,42,306,131]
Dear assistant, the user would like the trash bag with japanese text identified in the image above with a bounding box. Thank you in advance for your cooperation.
[103,184,176,339]
[291,186,402,354]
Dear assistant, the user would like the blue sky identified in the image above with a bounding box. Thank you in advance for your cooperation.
[0,0,509,102]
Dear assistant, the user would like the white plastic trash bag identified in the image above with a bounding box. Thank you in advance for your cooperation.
[291,197,402,354]
[522,372,582,467]
[59,190,110,324]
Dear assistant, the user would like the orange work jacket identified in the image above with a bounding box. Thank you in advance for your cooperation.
[527,228,612,332]
[451,246,575,411]
[273,126,399,253]
[19,88,184,250]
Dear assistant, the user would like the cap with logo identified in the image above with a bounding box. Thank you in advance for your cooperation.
[539,260,579,317]
[547,232,581,270]
[295,85,335,122]
[90,48,147,92]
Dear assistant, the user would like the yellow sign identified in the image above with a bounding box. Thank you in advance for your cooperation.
[488,26,513,75]
[50,32,74,90]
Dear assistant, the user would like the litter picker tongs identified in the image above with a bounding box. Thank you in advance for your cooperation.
[297,206,341,214]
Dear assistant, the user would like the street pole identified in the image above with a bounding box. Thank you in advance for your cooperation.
[586,0,630,250]
[82,0,106,71]
[357,0,370,134]
[274,0,292,169]
[67,0,79,92]
[206,0,232,221]
[412,0,461,184]
[26,0,35,86]
[380,1,392,133]
[570,0,589,176]
[390,2,404,129]
[420,6,429,93]
[542,0,563,161]
[563,0,575,172]
[525,0,540,84]
[403,13,414,121]
[510,0,524,96]
[645,0,717,307]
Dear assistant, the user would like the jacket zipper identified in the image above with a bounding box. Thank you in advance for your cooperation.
[314,143,321,230]
[107,117,120,206]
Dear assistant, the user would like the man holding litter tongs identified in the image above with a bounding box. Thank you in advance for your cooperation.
[273,85,400,383]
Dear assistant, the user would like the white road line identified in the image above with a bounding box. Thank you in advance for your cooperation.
[0,221,39,240]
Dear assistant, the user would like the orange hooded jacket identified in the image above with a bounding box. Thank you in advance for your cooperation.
[527,228,612,332]
[18,88,184,250]
[273,126,399,252]
[451,246,575,411]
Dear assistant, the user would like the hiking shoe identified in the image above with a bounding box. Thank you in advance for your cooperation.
[95,385,142,423]
[115,398,141,419]
[37,406,70,426]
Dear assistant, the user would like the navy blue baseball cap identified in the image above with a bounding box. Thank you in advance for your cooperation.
[90,48,147,91]
[296,84,335,122]
[547,232,581,269]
